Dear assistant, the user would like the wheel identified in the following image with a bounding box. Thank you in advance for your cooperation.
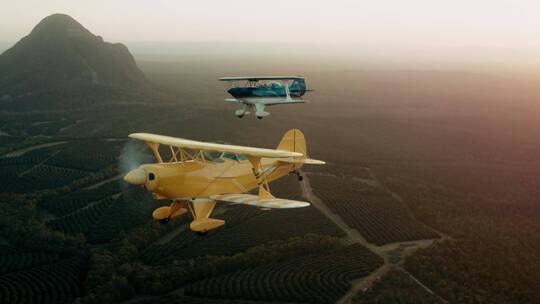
[196,231,208,236]
[297,175,304,181]
[158,218,170,224]
[237,114,244,118]
[257,116,263,120]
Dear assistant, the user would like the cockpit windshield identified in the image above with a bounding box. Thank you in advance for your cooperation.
[201,151,247,163]
[202,151,224,162]
[221,152,247,161]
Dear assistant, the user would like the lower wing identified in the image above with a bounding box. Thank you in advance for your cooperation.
[225,98,242,103]
[210,193,309,209]
[265,99,309,106]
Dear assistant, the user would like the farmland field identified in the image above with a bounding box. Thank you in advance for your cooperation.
[185,243,383,303]
[307,171,439,245]
[0,53,539,304]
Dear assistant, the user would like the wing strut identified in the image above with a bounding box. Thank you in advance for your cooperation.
[255,103,270,119]
[282,79,292,102]
[246,156,275,200]
[145,141,163,163]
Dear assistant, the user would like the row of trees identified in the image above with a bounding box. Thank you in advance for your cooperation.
[386,176,540,304]
[42,179,119,216]
[0,256,86,304]
[47,197,116,235]
[184,243,383,303]
[353,268,444,304]
[82,234,343,303]
[310,173,438,245]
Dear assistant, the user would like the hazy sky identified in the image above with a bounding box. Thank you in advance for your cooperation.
[2,0,540,72]
[2,0,540,49]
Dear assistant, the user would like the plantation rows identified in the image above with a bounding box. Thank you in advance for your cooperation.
[142,204,344,264]
[26,164,88,184]
[26,120,74,136]
[0,165,32,193]
[0,251,60,275]
[0,256,86,304]
[269,174,304,201]
[42,179,120,216]
[1,139,121,193]
[132,294,274,304]
[0,135,23,147]
[0,141,68,160]
[177,206,345,259]
[47,197,115,235]
[141,205,259,264]
[86,194,156,244]
[353,269,445,304]
[185,243,384,303]
[0,244,20,255]
[310,174,438,245]
[304,163,372,179]
[44,139,123,172]
[45,184,158,243]
[0,147,66,193]
[0,155,51,167]
[0,164,89,193]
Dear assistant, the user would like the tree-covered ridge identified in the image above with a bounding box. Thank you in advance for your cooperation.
[0,14,152,108]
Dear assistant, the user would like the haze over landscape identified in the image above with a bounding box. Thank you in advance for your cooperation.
[3,0,540,73]
[0,2,539,304]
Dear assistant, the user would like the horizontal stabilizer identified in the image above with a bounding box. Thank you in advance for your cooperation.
[211,194,310,209]
[278,158,325,165]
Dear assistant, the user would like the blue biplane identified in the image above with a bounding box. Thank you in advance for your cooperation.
[219,76,310,119]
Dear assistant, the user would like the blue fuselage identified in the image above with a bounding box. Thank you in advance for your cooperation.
[228,79,306,99]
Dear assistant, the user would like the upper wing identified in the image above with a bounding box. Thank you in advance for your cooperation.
[210,193,309,209]
[129,133,303,158]
[220,76,304,81]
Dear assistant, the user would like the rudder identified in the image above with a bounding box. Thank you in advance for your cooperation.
[277,129,306,157]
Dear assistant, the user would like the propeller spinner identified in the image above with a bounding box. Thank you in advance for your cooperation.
[124,168,146,185]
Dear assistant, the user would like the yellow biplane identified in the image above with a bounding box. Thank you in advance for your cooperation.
[123,129,324,235]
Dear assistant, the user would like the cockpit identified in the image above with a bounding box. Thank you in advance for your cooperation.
[202,151,247,163]
[221,152,247,161]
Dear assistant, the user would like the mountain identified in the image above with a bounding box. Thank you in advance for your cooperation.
[0,14,152,109]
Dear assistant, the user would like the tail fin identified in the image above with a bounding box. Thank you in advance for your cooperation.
[277,129,307,157]
[277,129,325,165]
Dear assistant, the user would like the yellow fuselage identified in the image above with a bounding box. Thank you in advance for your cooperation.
[138,158,300,200]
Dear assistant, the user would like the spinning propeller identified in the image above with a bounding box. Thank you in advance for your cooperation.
[118,140,153,202]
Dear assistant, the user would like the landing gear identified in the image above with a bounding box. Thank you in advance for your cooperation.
[291,171,303,181]
[159,217,170,224]
[196,231,208,236]
[257,116,263,120]
[235,105,250,118]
